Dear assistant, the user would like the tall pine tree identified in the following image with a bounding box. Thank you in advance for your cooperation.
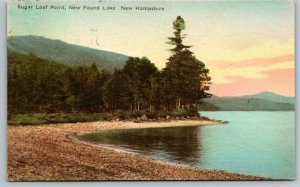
[163,16,211,111]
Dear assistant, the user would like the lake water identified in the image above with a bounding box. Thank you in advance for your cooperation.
[78,111,295,179]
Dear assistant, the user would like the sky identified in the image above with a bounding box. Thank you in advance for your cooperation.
[7,0,295,96]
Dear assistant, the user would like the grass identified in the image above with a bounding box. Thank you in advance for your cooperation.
[8,113,113,126]
[8,109,201,126]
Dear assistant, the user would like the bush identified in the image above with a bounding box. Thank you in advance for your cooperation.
[112,109,199,120]
[8,113,113,125]
[7,109,201,125]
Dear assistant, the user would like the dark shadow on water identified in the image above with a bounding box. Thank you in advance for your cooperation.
[79,126,203,166]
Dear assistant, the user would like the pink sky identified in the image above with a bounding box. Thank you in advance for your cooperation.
[210,68,294,97]
[208,52,294,97]
[215,54,294,68]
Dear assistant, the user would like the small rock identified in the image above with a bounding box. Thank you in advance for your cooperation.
[166,115,170,120]
[141,114,148,121]
[134,117,141,123]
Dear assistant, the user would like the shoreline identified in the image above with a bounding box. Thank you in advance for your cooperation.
[74,118,226,135]
[72,119,256,178]
[8,119,267,181]
[73,120,218,169]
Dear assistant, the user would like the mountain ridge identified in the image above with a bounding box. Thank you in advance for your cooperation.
[7,35,128,71]
[200,92,294,111]
[212,91,294,103]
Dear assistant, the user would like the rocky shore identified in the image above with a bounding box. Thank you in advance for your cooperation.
[8,119,265,181]
[131,114,229,124]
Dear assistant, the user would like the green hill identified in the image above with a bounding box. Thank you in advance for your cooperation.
[198,101,220,111]
[7,35,128,71]
[200,92,294,111]
[241,91,294,104]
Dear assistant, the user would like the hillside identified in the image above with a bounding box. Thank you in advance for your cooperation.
[200,92,294,111]
[240,91,294,104]
[7,35,128,71]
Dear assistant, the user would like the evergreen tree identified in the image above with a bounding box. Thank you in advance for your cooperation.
[8,51,65,113]
[149,71,165,110]
[85,64,102,112]
[167,16,191,53]
[163,16,211,111]
[63,64,108,112]
[103,69,131,111]
[8,16,212,115]
[122,57,158,111]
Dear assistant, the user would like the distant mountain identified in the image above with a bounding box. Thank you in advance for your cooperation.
[239,91,294,104]
[200,92,294,111]
[7,35,128,71]
[198,101,220,111]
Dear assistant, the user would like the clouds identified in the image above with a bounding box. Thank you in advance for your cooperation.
[209,52,294,81]
[215,54,294,68]
[210,68,294,97]
[208,52,294,96]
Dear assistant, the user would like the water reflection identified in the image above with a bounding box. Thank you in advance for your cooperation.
[79,112,295,179]
[80,126,202,165]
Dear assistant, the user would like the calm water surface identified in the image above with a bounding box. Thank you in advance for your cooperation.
[79,112,295,179]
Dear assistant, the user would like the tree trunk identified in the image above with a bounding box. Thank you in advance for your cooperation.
[177,98,181,111]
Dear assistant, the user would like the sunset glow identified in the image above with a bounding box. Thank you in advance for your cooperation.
[8,0,295,96]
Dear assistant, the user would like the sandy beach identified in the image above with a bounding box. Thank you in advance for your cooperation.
[8,119,267,181]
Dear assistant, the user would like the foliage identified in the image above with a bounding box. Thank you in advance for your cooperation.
[63,64,109,112]
[8,51,67,113]
[8,113,113,126]
[8,16,212,121]
[112,109,199,120]
[163,16,212,111]
[7,110,200,125]
[103,57,159,111]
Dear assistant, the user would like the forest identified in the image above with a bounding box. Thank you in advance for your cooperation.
[8,16,212,118]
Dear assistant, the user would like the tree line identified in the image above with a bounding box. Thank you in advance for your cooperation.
[8,16,212,114]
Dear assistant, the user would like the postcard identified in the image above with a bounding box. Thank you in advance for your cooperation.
[7,0,295,181]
